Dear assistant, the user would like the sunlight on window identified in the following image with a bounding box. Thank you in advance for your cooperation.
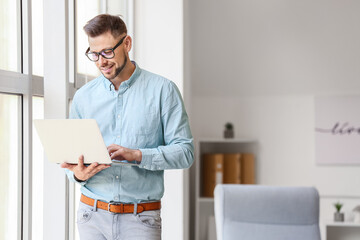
[0,93,20,239]
[107,0,127,17]
[0,0,20,72]
[76,0,101,77]
[32,0,44,76]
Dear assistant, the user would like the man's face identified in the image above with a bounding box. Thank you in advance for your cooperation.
[88,31,128,80]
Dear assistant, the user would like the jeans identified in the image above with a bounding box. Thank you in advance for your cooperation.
[77,201,162,240]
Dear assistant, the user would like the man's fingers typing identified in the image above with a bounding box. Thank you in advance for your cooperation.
[110,150,125,160]
[107,147,118,155]
[107,144,117,151]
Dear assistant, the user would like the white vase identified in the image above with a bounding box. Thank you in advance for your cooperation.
[354,212,360,223]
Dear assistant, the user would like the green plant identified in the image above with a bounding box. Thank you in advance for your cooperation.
[334,202,343,212]
[225,122,233,130]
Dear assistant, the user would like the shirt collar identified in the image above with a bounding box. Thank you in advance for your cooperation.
[102,61,141,91]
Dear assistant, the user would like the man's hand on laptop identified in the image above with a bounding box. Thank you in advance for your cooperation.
[107,144,142,163]
[60,155,111,181]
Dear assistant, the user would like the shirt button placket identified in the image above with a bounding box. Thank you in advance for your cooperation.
[115,93,122,202]
[116,94,123,144]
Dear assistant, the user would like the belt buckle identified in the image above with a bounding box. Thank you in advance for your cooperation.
[108,201,123,213]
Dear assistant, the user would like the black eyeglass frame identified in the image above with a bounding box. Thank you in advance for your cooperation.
[85,35,127,62]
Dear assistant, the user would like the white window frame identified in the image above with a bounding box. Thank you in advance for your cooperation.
[0,0,36,239]
[0,0,133,239]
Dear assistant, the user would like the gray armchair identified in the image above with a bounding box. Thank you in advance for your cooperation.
[214,185,321,240]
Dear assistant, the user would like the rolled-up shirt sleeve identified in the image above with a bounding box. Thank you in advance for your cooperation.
[139,81,194,170]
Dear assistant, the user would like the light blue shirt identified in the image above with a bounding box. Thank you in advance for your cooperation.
[65,62,194,203]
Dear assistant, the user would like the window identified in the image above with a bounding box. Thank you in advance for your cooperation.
[0,93,21,240]
[32,0,44,76]
[1,0,44,238]
[75,0,102,79]
[107,0,128,17]
[0,0,21,72]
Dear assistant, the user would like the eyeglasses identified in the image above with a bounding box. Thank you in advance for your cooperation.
[85,35,127,62]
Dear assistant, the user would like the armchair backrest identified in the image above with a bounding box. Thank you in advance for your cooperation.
[214,185,321,240]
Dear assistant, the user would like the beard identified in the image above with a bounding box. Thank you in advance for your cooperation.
[112,54,127,80]
[102,53,128,81]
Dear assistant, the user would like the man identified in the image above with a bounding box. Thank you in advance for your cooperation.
[61,14,194,240]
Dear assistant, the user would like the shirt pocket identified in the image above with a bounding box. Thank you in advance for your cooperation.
[133,107,159,136]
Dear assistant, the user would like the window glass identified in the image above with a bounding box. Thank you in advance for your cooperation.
[0,0,20,72]
[32,0,44,76]
[0,93,20,239]
[32,96,44,240]
[76,0,101,77]
[107,0,127,17]
[105,1,130,57]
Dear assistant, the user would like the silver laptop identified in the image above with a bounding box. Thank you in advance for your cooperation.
[34,119,113,164]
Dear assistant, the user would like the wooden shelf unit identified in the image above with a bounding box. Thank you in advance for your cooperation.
[194,138,258,240]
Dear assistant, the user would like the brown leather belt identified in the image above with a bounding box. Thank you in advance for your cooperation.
[80,194,161,214]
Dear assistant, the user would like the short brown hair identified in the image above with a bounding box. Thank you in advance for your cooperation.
[83,14,127,38]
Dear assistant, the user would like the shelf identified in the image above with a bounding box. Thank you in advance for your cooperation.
[326,221,360,227]
[198,138,257,143]
[194,139,258,240]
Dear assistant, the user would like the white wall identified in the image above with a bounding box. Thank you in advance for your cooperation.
[187,0,360,239]
[134,0,183,92]
[189,0,360,98]
[134,1,185,240]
